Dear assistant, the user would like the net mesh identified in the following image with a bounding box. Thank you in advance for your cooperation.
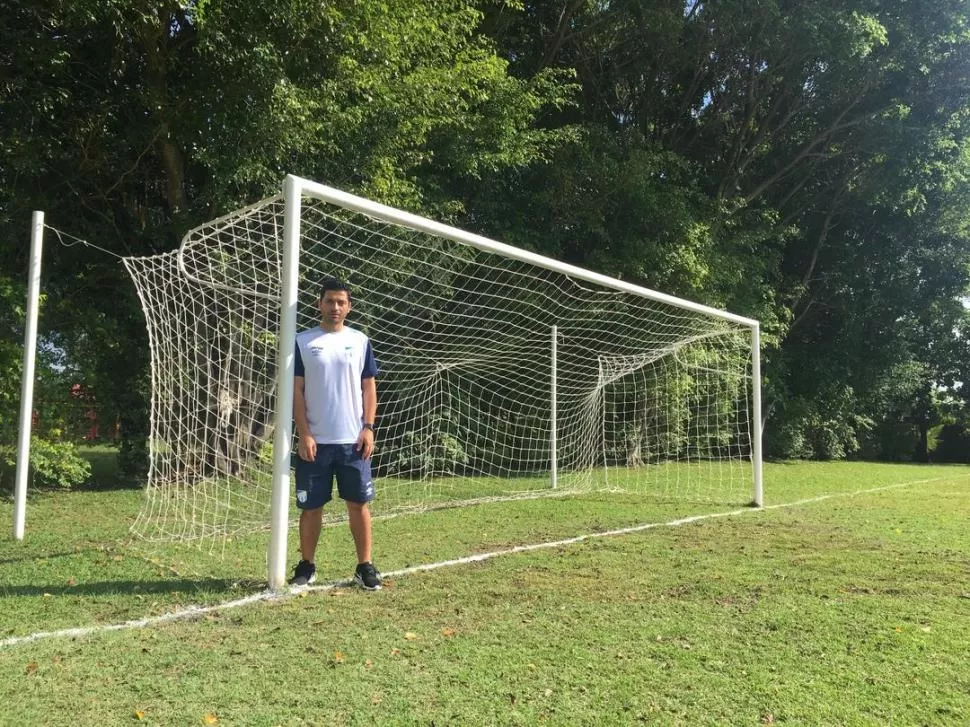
[124,194,756,545]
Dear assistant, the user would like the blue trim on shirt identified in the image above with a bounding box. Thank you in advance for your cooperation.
[294,343,305,377]
[363,341,379,379]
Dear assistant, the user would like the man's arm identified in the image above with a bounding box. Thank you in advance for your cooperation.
[294,376,316,462]
[357,376,377,459]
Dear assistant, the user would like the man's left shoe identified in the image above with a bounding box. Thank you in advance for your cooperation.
[289,559,316,586]
[353,561,383,590]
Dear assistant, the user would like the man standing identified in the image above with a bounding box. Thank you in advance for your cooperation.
[289,278,382,590]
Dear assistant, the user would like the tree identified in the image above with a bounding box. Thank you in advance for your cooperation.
[478,0,970,459]
[0,0,576,475]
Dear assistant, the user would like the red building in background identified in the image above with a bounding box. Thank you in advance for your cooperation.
[70,383,101,440]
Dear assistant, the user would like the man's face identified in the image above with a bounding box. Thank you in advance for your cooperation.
[318,290,351,329]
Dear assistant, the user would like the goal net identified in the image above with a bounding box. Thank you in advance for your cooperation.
[124,182,761,548]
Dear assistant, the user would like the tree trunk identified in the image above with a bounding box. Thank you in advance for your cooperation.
[915,421,929,463]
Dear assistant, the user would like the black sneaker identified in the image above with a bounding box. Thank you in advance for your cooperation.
[289,559,316,586]
[354,562,382,591]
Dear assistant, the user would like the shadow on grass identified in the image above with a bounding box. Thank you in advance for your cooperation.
[76,479,143,492]
[0,549,95,567]
[1,577,262,599]
[0,544,265,596]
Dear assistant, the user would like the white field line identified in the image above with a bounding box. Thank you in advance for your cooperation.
[0,476,960,651]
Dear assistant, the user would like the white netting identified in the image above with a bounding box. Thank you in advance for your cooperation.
[124,193,757,544]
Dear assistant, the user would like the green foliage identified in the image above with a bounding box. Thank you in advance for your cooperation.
[0,276,26,444]
[117,437,149,481]
[862,422,922,463]
[257,439,274,466]
[481,0,970,461]
[0,0,576,478]
[2,0,970,465]
[930,424,970,463]
[767,385,873,460]
[0,436,92,490]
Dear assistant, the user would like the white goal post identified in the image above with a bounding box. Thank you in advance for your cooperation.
[12,212,45,541]
[265,176,763,588]
[123,173,763,589]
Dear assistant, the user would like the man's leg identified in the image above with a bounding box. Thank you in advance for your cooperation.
[345,500,372,564]
[337,445,380,589]
[299,506,324,562]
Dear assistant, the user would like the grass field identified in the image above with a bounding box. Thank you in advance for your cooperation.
[2,461,969,725]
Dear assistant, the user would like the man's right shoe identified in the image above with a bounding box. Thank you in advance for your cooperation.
[354,561,383,590]
[289,559,316,586]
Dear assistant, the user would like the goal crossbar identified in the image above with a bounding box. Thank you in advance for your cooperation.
[294,178,759,329]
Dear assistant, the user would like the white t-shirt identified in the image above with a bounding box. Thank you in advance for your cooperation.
[295,326,378,444]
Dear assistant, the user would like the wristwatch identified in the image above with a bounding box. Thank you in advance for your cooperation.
[361,422,375,432]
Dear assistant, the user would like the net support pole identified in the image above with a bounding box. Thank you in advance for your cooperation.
[550,325,558,489]
[599,358,608,488]
[750,323,764,507]
[268,175,302,588]
[13,212,44,541]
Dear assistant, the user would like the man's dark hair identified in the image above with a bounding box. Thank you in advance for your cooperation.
[319,277,352,300]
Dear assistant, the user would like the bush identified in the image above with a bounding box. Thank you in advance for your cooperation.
[764,417,812,459]
[118,437,149,480]
[765,388,869,461]
[857,421,920,462]
[0,436,92,489]
[930,424,970,463]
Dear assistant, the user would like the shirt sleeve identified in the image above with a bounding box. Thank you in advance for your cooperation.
[362,340,379,379]
[294,342,305,377]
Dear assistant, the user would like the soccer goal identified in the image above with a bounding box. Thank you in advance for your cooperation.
[124,175,763,588]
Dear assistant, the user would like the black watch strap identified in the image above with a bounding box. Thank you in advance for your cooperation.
[361,422,375,432]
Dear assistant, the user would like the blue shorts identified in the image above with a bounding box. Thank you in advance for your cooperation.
[294,443,375,509]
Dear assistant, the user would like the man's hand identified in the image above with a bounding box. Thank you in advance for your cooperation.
[355,427,375,459]
[298,434,317,462]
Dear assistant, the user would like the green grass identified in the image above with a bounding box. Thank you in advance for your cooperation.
[1,461,969,725]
